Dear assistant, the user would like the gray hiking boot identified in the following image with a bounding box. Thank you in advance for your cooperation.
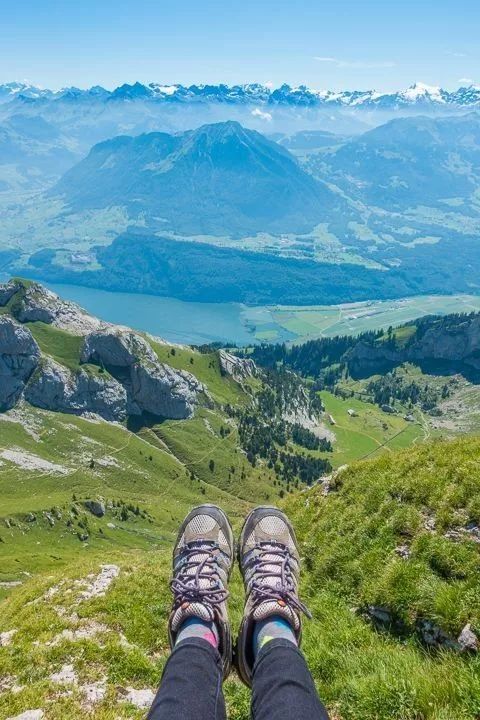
[236,505,311,685]
[168,504,234,677]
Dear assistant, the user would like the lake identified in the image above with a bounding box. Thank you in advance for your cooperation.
[41,283,261,346]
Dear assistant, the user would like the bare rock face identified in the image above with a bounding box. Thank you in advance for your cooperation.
[0,282,203,421]
[81,329,157,367]
[345,340,402,377]
[0,279,20,307]
[219,350,256,380]
[414,316,480,371]
[129,360,202,419]
[0,317,40,410]
[84,499,106,517]
[346,315,480,376]
[12,283,103,335]
[83,329,203,419]
[24,358,127,421]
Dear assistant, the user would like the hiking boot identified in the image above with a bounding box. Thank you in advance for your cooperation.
[168,504,234,677]
[236,505,311,685]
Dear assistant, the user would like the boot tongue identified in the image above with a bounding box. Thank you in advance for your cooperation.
[171,549,218,631]
[251,545,300,631]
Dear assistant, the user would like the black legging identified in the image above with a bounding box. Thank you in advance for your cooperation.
[147,637,329,720]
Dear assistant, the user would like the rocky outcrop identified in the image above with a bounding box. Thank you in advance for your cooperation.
[413,316,480,371]
[0,317,40,410]
[346,314,480,377]
[84,499,106,517]
[2,280,104,335]
[129,361,202,419]
[24,358,127,421]
[345,340,401,376]
[457,623,479,652]
[81,329,157,367]
[82,329,203,419]
[0,279,19,307]
[219,350,256,380]
[0,281,203,421]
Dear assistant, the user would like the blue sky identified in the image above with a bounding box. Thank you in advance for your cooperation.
[1,0,479,90]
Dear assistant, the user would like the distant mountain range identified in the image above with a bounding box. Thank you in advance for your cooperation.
[2,80,480,109]
[52,113,480,236]
[306,112,480,210]
[52,121,346,235]
[0,113,78,191]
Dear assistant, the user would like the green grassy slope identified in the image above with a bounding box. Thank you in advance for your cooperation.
[2,282,480,719]
[0,405,252,585]
[286,437,480,720]
[1,437,479,719]
[319,391,424,467]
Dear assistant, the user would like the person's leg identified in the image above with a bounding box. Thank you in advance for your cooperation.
[251,638,329,720]
[147,637,226,720]
[147,504,234,720]
[236,506,330,719]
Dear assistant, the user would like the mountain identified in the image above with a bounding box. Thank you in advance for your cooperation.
[52,121,345,235]
[306,112,480,209]
[0,114,80,192]
[0,82,56,103]
[2,80,480,109]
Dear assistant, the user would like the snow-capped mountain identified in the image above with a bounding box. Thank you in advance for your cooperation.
[1,81,480,108]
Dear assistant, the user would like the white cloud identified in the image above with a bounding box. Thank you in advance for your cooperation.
[446,51,467,58]
[251,108,272,122]
[313,56,396,69]
[458,77,473,84]
[264,81,274,89]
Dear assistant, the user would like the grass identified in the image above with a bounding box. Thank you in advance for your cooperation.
[319,391,424,467]
[1,437,480,719]
[148,339,250,406]
[27,322,85,371]
[0,405,252,584]
[152,410,276,502]
[2,284,480,718]
[285,436,480,720]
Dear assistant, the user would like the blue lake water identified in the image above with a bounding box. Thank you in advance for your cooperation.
[41,282,258,346]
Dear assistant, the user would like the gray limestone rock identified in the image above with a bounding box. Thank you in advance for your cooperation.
[24,358,127,421]
[129,360,202,419]
[0,317,40,410]
[219,350,256,380]
[81,329,157,367]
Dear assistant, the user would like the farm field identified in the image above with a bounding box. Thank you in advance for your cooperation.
[244,294,480,343]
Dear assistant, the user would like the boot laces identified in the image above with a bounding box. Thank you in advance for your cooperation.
[170,541,228,610]
[249,541,311,619]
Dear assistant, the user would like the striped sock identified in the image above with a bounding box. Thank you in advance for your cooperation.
[253,615,297,655]
[175,617,219,649]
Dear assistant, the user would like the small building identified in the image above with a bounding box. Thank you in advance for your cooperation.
[327,414,336,426]
[347,408,358,417]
